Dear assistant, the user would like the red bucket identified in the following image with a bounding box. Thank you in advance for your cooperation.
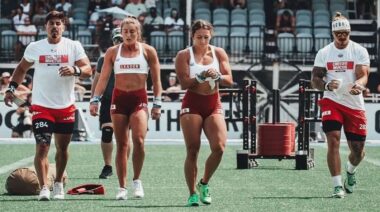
[258,122,295,156]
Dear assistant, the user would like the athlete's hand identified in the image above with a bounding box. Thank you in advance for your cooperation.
[89,103,99,116]
[3,91,15,107]
[205,68,219,80]
[151,107,161,120]
[326,79,341,91]
[349,83,365,95]
[58,65,75,77]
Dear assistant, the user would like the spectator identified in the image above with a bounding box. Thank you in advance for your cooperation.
[163,72,181,102]
[0,72,30,101]
[229,0,246,9]
[144,7,164,32]
[110,0,127,8]
[15,17,37,60]
[212,0,226,9]
[55,0,72,18]
[12,93,33,138]
[357,0,377,19]
[20,0,32,17]
[89,0,109,17]
[275,10,295,36]
[32,6,48,29]
[125,0,147,17]
[1,0,18,19]
[13,5,29,28]
[145,0,157,9]
[96,14,114,52]
[164,8,184,32]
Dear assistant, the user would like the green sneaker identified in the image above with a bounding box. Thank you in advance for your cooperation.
[196,181,211,204]
[187,193,199,207]
[332,186,345,198]
[344,171,357,194]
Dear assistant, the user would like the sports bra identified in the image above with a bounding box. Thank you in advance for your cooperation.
[114,42,149,75]
[188,45,220,78]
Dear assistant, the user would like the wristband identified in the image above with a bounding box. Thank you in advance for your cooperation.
[73,66,82,76]
[153,96,162,109]
[214,72,223,81]
[6,81,19,94]
[324,81,332,91]
[90,96,101,104]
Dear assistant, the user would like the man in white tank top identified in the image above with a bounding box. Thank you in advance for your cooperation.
[4,11,92,201]
[311,12,370,198]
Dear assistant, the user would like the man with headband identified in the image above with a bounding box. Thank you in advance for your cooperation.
[311,12,370,198]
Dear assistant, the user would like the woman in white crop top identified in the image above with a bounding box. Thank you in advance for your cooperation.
[91,16,162,200]
[175,19,233,206]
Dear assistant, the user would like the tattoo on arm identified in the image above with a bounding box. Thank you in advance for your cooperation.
[311,67,327,90]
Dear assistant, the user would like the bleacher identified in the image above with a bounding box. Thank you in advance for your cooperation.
[0,0,378,68]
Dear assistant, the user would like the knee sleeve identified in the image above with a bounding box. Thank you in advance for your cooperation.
[33,119,54,145]
[101,126,113,143]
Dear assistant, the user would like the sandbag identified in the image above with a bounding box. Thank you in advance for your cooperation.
[5,164,68,195]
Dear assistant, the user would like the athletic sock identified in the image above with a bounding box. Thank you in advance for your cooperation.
[332,175,343,187]
[346,161,357,174]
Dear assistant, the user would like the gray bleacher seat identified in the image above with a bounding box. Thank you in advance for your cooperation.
[150,30,167,55]
[296,22,312,34]
[314,21,330,35]
[277,32,295,55]
[71,19,88,31]
[167,31,184,54]
[230,31,247,55]
[296,10,312,24]
[1,30,17,55]
[213,8,229,25]
[194,1,209,9]
[77,30,92,45]
[164,0,180,12]
[37,30,48,40]
[0,18,12,31]
[313,2,328,10]
[163,8,172,19]
[314,33,331,51]
[62,31,70,38]
[73,12,88,21]
[212,31,229,50]
[313,10,330,24]
[296,33,313,53]
[214,24,229,35]
[248,31,264,54]
[330,3,346,14]
[231,8,247,22]
[194,8,211,22]
[231,19,248,35]
[247,2,264,10]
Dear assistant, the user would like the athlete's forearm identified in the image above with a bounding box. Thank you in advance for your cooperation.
[311,66,327,90]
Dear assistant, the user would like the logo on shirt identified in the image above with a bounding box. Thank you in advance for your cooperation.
[326,61,354,72]
[120,64,141,69]
[338,54,343,58]
[39,55,69,66]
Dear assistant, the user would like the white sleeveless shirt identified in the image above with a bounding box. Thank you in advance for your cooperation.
[188,45,220,77]
[114,42,149,75]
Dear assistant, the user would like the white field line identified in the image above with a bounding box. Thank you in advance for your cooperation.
[0,156,34,175]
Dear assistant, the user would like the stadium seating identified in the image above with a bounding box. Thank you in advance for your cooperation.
[167,31,184,54]
[1,30,17,59]
[150,30,167,55]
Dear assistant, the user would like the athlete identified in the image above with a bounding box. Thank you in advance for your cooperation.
[90,16,162,200]
[311,12,370,198]
[175,19,233,206]
[4,11,92,201]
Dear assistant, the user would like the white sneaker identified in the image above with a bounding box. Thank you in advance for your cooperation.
[52,182,65,200]
[116,187,128,200]
[38,186,50,201]
[132,179,144,198]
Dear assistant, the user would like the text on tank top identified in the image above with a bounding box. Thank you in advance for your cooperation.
[189,45,220,78]
[114,42,149,74]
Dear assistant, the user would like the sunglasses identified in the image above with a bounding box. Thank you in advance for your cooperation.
[112,37,123,44]
[334,31,350,37]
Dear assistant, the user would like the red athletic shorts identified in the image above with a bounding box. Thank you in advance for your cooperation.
[318,98,367,136]
[30,104,76,123]
[181,90,223,119]
[111,88,148,116]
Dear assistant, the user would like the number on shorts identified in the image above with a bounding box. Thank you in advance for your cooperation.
[35,121,48,129]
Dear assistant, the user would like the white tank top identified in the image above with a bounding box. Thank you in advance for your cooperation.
[114,42,149,75]
[189,45,220,78]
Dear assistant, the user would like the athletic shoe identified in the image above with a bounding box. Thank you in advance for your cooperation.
[132,179,144,198]
[344,171,357,194]
[116,187,128,200]
[187,193,199,207]
[99,165,113,179]
[332,186,345,198]
[38,186,50,201]
[196,181,211,204]
[52,182,65,200]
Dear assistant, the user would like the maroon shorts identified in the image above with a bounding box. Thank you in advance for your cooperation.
[111,88,148,116]
[319,98,367,136]
[30,104,76,124]
[181,90,223,119]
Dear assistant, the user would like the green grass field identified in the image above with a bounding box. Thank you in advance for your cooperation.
[0,142,379,211]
